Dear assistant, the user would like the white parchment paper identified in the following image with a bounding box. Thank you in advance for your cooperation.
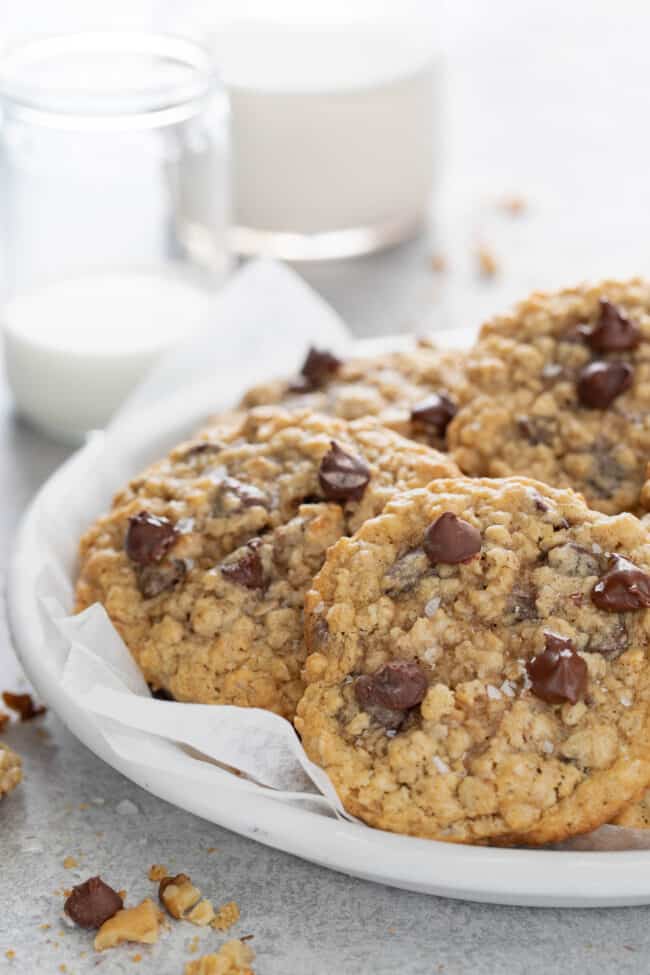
[28,259,650,849]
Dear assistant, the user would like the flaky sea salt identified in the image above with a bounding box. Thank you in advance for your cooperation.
[541,740,554,754]
[486,684,502,701]
[620,694,633,707]
[424,596,441,618]
[500,680,516,698]
[432,756,450,774]
[592,543,602,554]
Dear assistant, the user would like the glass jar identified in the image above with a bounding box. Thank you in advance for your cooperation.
[0,32,230,443]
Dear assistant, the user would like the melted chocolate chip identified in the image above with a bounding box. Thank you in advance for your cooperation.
[355,660,428,711]
[290,347,342,391]
[516,415,556,446]
[137,559,187,599]
[318,441,370,502]
[125,511,178,565]
[526,632,588,705]
[221,539,264,589]
[64,877,123,929]
[410,393,457,437]
[591,555,650,612]
[424,512,482,565]
[577,360,633,408]
[586,299,640,353]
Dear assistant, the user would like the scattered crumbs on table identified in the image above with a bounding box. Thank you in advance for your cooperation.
[187,935,200,955]
[212,901,240,932]
[148,864,168,882]
[498,194,527,216]
[430,254,447,273]
[5,949,15,960]
[132,953,143,963]
[0,711,9,731]
[476,244,499,278]
[206,848,218,854]
[78,802,89,811]
[184,939,255,975]
[63,856,79,870]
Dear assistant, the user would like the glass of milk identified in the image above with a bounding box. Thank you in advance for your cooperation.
[0,32,230,443]
[167,0,440,260]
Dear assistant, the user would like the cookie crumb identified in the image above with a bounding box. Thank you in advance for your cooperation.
[499,194,527,216]
[476,245,498,278]
[159,874,201,919]
[0,743,22,798]
[5,949,15,960]
[63,856,79,870]
[187,935,200,955]
[212,901,240,932]
[94,899,162,951]
[148,864,168,882]
[132,954,142,963]
[430,254,447,273]
[184,940,255,975]
[0,711,10,732]
[206,848,218,854]
[2,690,46,721]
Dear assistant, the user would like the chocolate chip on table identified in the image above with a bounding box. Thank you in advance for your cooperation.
[318,441,370,502]
[576,360,633,408]
[586,299,641,353]
[355,660,428,711]
[290,346,342,391]
[591,555,650,612]
[221,539,264,589]
[526,632,588,705]
[137,559,187,599]
[410,393,457,437]
[64,877,123,929]
[424,512,482,565]
[1,691,46,721]
[125,511,178,565]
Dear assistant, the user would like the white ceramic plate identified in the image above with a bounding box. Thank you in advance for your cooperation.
[9,331,650,908]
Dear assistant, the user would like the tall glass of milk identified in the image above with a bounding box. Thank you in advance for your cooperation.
[0,32,230,443]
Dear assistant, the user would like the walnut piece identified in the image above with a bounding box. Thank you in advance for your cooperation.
[0,743,22,798]
[94,898,161,951]
[184,939,255,975]
[187,900,215,927]
[159,874,201,919]
[212,901,240,932]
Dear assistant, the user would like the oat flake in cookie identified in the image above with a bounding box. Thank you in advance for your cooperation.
[241,345,470,451]
[75,407,459,719]
[448,280,650,513]
[296,477,650,845]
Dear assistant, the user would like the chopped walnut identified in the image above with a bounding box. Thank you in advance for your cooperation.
[159,874,201,919]
[94,899,161,951]
[148,864,168,882]
[211,901,240,932]
[184,939,255,975]
[0,743,22,798]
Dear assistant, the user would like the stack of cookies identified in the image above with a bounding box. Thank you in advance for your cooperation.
[76,278,650,846]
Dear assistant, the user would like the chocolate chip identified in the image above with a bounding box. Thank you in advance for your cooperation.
[318,441,370,502]
[355,660,428,711]
[410,393,457,437]
[516,415,556,446]
[64,877,123,929]
[2,691,46,721]
[213,477,269,514]
[137,559,187,599]
[591,555,650,612]
[577,360,633,408]
[125,511,178,565]
[221,539,264,589]
[290,347,342,391]
[424,513,481,565]
[586,299,640,353]
[526,632,588,705]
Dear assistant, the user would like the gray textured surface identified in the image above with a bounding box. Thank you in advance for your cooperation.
[4,1,650,972]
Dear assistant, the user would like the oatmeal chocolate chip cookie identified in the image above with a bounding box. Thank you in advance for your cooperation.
[447,280,650,513]
[241,344,470,451]
[0,742,22,798]
[76,407,459,718]
[296,477,650,845]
